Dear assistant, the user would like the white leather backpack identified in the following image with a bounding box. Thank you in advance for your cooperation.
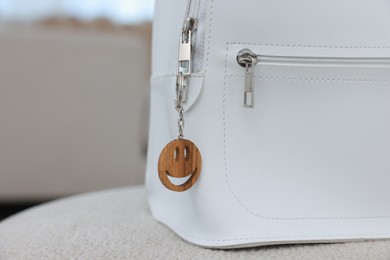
[146,0,390,248]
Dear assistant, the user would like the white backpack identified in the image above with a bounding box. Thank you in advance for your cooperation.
[146,0,390,248]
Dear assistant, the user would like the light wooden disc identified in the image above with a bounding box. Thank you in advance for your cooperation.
[158,139,202,192]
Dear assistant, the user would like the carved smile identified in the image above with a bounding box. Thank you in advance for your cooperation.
[166,168,198,186]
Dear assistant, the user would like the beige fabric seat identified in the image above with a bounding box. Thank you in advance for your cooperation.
[0,186,389,260]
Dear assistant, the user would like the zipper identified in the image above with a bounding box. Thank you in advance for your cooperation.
[186,0,207,73]
[236,48,390,108]
[236,49,258,108]
[176,0,207,104]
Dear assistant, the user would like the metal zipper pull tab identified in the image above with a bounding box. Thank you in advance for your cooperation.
[178,17,196,76]
[177,17,196,103]
[237,49,258,108]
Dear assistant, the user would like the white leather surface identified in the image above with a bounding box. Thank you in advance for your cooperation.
[147,0,390,247]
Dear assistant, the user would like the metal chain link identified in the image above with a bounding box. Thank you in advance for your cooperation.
[176,72,186,139]
[177,108,184,139]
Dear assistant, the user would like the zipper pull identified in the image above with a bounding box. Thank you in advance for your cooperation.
[178,17,196,76]
[237,49,258,108]
[177,17,196,103]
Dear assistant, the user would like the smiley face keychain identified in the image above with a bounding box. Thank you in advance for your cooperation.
[158,139,201,192]
[157,71,202,192]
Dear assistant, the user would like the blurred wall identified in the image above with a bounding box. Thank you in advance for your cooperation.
[0,23,151,200]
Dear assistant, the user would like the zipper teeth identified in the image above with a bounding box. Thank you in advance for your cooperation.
[187,0,207,73]
[187,0,201,18]
[256,55,390,68]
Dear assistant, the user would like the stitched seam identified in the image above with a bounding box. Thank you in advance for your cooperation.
[170,220,390,242]
[186,233,390,242]
[223,41,230,215]
[157,210,390,242]
[226,75,390,83]
[223,42,390,221]
[204,0,214,74]
[229,42,390,49]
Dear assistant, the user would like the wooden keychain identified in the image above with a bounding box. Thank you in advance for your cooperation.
[157,71,202,192]
[158,17,202,192]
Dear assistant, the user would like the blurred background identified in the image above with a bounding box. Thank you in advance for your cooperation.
[0,0,153,219]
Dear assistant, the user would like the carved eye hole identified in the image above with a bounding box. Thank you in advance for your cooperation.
[184,146,190,161]
[174,147,179,161]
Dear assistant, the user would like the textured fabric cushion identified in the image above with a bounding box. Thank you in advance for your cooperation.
[0,186,389,260]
